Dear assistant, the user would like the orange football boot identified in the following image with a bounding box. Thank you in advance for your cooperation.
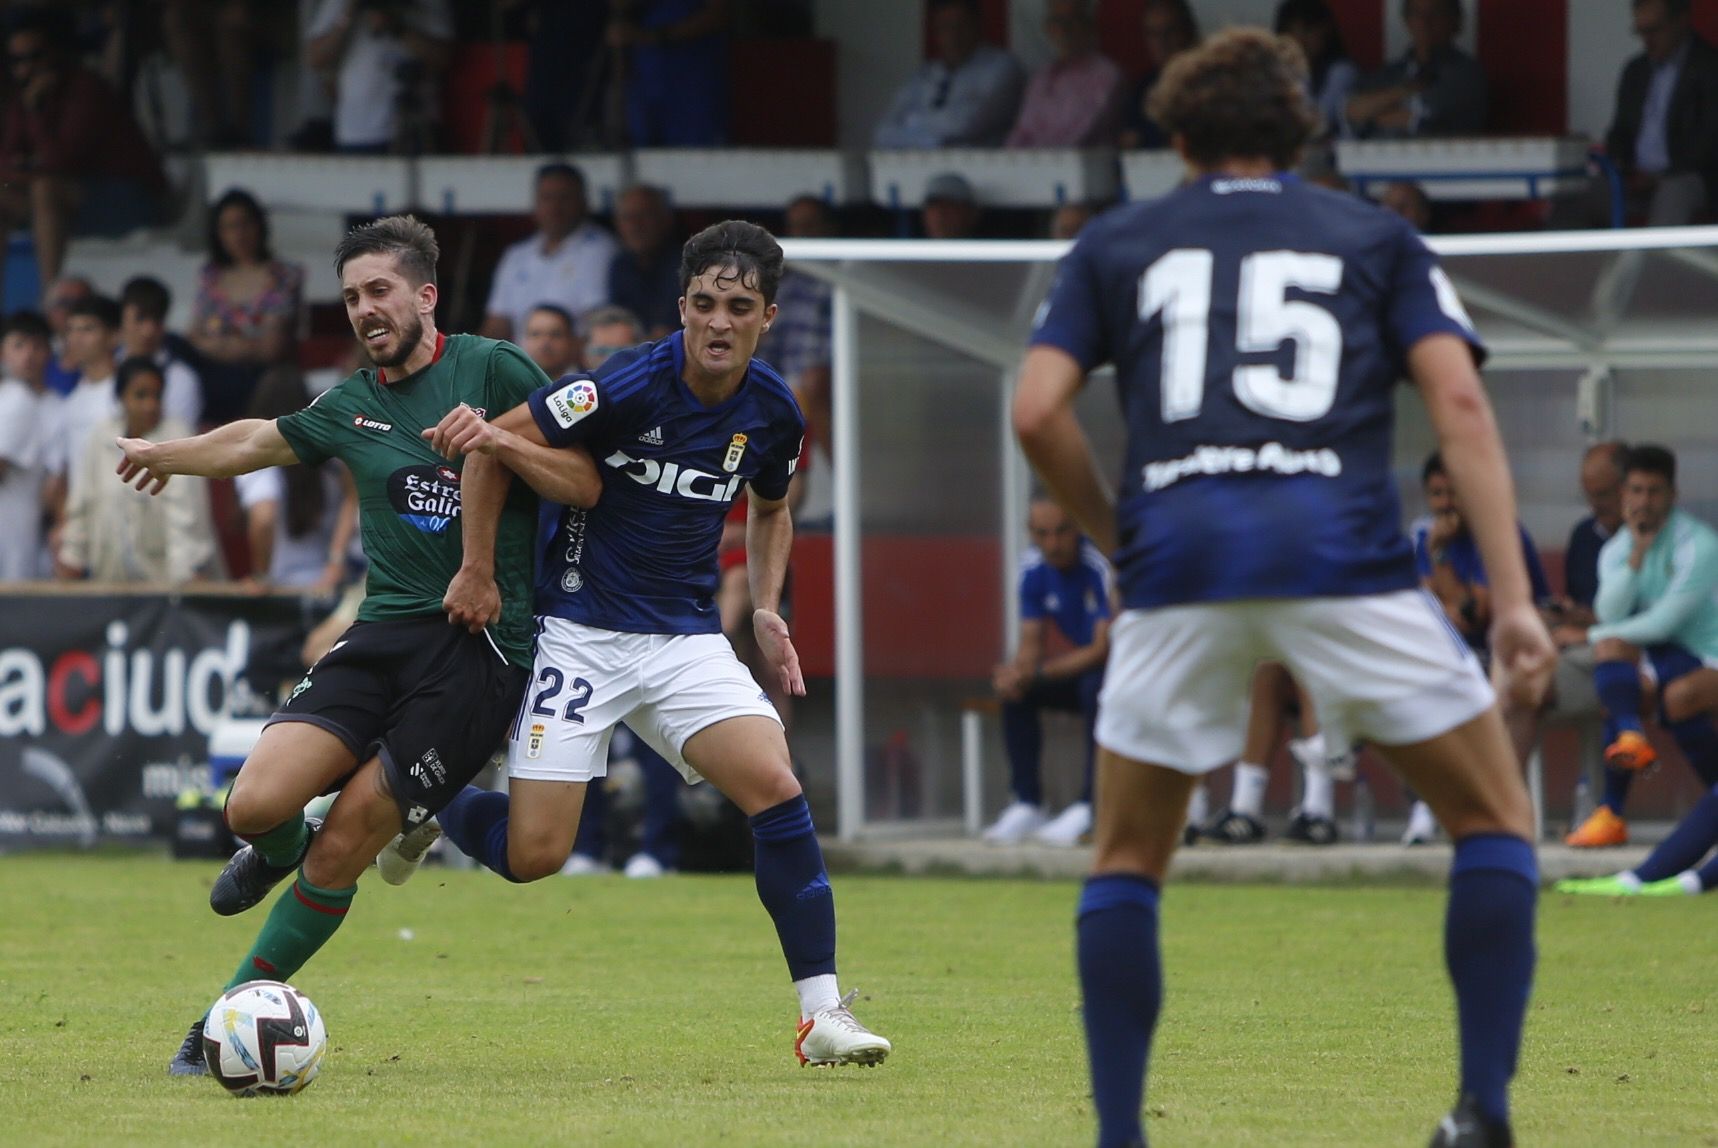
[1564,805,1629,848]
[1604,729,1658,772]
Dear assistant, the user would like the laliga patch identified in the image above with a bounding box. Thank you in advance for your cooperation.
[547,380,599,429]
[527,722,546,759]
[722,433,748,473]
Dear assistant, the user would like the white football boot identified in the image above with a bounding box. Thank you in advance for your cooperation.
[376,819,442,886]
[1033,801,1093,847]
[795,989,892,1067]
[982,801,1047,844]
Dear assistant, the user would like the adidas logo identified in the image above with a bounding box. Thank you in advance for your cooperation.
[638,426,664,446]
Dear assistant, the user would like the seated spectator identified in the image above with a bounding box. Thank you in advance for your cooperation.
[306,0,453,154]
[0,12,168,288]
[1345,0,1485,138]
[1275,0,1359,140]
[1558,446,1718,848]
[56,356,217,584]
[1379,181,1434,231]
[921,172,981,239]
[40,274,90,396]
[1049,201,1095,240]
[1118,0,1199,149]
[607,184,680,339]
[983,496,1111,847]
[0,311,52,581]
[580,304,647,370]
[234,369,358,594]
[1005,0,1126,148]
[758,195,834,512]
[521,304,583,379]
[51,295,123,487]
[608,0,733,147]
[119,276,202,430]
[481,163,618,344]
[191,189,306,424]
[873,0,1025,149]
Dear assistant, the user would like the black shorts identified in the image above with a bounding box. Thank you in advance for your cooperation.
[268,616,529,827]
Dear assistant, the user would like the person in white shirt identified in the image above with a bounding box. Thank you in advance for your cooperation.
[49,295,124,489]
[119,275,201,430]
[0,311,53,581]
[480,163,619,343]
[306,0,453,153]
[874,0,1026,148]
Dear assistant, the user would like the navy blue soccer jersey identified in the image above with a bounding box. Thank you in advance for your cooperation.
[526,331,806,634]
[1030,173,1484,610]
[1020,540,1113,646]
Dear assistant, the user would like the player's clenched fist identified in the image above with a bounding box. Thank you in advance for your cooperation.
[115,436,172,494]
[423,403,502,458]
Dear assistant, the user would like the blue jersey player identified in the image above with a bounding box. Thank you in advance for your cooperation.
[1014,30,1553,1148]
[389,221,891,1069]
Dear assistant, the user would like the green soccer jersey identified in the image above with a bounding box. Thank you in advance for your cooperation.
[276,333,546,667]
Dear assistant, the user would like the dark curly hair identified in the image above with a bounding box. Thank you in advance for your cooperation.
[1147,27,1318,171]
[679,220,784,305]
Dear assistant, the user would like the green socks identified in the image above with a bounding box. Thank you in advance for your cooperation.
[224,872,357,991]
[236,810,308,869]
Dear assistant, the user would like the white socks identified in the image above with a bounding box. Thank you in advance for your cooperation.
[1300,761,1335,819]
[1186,783,1210,829]
[795,974,841,1019]
[1231,763,1269,818]
[1614,871,1643,893]
[1677,871,1704,894]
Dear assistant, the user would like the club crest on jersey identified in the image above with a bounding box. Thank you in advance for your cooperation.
[547,380,599,429]
[722,433,748,473]
[561,567,584,593]
[353,414,392,432]
[527,722,546,760]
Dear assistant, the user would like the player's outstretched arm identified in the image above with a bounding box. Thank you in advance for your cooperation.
[747,491,806,698]
[116,419,298,495]
[1013,346,1116,554]
[1410,333,1554,706]
[423,402,601,508]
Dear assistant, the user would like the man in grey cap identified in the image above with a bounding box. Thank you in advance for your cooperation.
[922,172,981,240]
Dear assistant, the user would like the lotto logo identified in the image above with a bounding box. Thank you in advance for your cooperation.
[548,380,599,429]
[353,414,393,432]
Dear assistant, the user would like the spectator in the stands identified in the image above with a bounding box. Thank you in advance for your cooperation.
[57,356,217,585]
[119,276,201,431]
[1559,442,1631,627]
[0,11,167,289]
[1586,0,1718,228]
[1005,0,1126,148]
[521,304,583,379]
[1050,201,1095,240]
[921,172,981,240]
[0,311,53,581]
[482,163,619,344]
[191,188,305,425]
[1379,181,1434,231]
[161,0,266,148]
[609,0,733,146]
[607,183,680,339]
[41,274,91,396]
[873,0,1025,149]
[235,368,359,594]
[759,193,836,526]
[513,0,611,150]
[1118,0,1199,149]
[306,0,453,154]
[1275,0,1359,140]
[51,295,123,487]
[581,304,646,371]
[1345,0,1486,139]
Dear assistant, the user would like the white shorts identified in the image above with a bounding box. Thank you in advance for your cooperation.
[506,618,782,784]
[1095,589,1496,774]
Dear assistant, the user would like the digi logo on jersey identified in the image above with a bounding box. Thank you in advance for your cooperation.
[604,449,744,503]
[387,464,463,533]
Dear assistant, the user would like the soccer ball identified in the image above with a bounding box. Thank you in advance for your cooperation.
[201,980,328,1095]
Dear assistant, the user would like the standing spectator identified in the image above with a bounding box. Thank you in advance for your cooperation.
[160,0,267,148]
[580,304,646,370]
[873,0,1025,148]
[56,357,217,584]
[0,12,167,289]
[1118,0,1200,149]
[190,189,306,425]
[520,304,583,379]
[984,496,1112,846]
[0,312,52,581]
[305,0,453,154]
[40,274,91,396]
[609,0,733,146]
[511,0,612,151]
[606,184,680,338]
[1006,0,1126,148]
[119,276,202,431]
[234,370,358,594]
[1345,0,1486,139]
[921,172,981,239]
[481,164,619,344]
[1275,0,1359,140]
[50,295,123,486]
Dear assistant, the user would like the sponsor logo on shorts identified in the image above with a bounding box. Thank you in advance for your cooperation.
[561,567,584,593]
[409,747,447,788]
[547,380,598,429]
[527,722,546,759]
[405,805,428,825]
[353,414,393,432]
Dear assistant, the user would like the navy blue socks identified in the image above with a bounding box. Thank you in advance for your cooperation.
[1635,784,1718,882]
[1077,873,1162,1148]
[436,785,521,882]
[1446,834,1538,1124]
[750,795,836,980]
[1595,661,1644,734]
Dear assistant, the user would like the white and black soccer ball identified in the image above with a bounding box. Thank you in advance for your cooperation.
[201,980,328,1095]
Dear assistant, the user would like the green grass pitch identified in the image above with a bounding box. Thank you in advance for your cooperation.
[2,855,1715,1146]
